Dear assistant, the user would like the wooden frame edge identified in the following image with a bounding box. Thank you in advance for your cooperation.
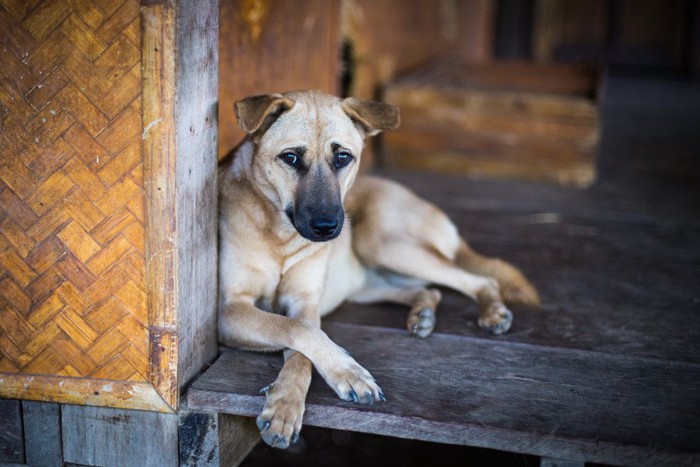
[142,1,180,410]
[0,373,173,412]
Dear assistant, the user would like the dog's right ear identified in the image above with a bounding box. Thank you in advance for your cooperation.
[234,94,296,135]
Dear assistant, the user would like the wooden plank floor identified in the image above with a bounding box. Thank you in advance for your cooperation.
[190,322,700,466]
[188,70,700,465]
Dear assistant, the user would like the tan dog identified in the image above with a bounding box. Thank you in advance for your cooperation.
[218,90,539,449]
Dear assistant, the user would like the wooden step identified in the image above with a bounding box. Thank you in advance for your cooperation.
[187,321,700,466]
[383,60,600,187]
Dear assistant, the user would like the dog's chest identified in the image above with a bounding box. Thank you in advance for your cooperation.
[250,239,328,312]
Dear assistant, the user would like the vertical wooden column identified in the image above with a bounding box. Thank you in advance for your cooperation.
[142,0,219,408]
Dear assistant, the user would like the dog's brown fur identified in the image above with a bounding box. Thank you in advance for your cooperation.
[218,90,539,449]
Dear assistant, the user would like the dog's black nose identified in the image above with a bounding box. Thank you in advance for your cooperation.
[310,218,338,237]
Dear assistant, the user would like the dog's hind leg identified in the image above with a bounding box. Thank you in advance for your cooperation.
[456,239,540,307]
[349,282,442,338]
[367,245,514,335]
[256,349,311,448]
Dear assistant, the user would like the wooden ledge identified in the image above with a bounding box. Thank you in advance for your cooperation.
[186,321,700,466]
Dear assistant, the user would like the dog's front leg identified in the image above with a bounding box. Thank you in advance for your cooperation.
[256,349,311,448]
[221,297,382,448]
[219,299,384,402]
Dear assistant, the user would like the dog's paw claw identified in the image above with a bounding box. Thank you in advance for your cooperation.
[257,414,293,449]
[378,391,387,402]
[262,432,289,449]
[259,383,273,395]
[257,418,271,432]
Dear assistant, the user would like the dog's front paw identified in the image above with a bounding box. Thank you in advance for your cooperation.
[256,382,303,449]
[318,351,385,404]
[478,303,513,335]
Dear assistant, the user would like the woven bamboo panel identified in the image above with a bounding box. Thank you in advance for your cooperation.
[0,0,152,402]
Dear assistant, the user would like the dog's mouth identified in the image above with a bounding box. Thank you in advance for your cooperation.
[285,206,343,242]
[285,208,295,227]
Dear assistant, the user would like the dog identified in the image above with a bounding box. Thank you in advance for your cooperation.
[218,89,539,449]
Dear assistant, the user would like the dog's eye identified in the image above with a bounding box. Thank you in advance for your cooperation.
[334,152,353,169]
[280,152,300,168]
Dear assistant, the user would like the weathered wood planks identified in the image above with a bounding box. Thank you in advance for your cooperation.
[188,322,700,466]
[0,399,23,464]
[217,0,341,159]
[326,171,700,366]
[383,60,599,186]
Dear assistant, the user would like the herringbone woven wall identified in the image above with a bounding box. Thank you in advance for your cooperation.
[0,0,148,383]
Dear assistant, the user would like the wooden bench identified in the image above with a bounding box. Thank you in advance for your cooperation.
[186,170,700,466]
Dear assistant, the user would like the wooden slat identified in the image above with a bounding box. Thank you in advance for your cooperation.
[22,401,62,467]
[188,322,700,466]
[178,412,260,467]
[0,399,23,463]
[173,0,219,393]
[141,0,180,412]
[383,60,599,186]
[61,405,178,467]
[141,0,219,408]
[0,374,171,412]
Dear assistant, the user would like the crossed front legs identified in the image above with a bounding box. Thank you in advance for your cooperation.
[219,299,383,448]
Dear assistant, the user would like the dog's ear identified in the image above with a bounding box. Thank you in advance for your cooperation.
[342,97,400,137]
[234,94,296,135]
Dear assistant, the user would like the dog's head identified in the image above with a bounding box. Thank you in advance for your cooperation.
[233,89,399,242]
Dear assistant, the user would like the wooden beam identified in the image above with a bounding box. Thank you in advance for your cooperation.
[61,405,179,467]
[179,411,259,467]
[0,399,23,464]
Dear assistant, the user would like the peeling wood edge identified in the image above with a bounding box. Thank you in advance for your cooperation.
[0,373,173,413]
[142,1,179,411]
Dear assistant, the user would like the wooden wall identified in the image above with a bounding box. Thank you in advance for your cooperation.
[218,0,341,157]
[217,0,494,159]
[343,0,493,101]
[0,0,218,412]
[0,0,156,407]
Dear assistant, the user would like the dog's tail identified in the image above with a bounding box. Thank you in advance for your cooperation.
[456,240,540,308]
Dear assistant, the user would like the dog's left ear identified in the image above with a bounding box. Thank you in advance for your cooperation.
[342,97,400,137]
